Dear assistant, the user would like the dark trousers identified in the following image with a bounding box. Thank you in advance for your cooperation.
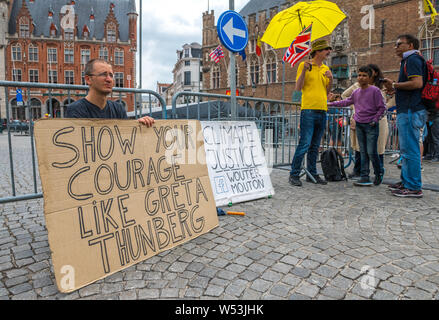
[353,151,384,175]
[356,122,381,178]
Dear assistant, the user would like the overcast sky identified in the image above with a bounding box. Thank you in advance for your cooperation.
[136,0,248,91]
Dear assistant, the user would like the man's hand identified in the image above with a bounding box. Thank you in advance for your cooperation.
[382,78,395,94]
[137,116,155,127]
[303,61,312,72]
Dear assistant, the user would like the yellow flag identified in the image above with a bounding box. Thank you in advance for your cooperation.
[424,0,438,24]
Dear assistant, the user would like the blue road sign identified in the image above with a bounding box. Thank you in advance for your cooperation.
[217,10,248,53]
[16,89,23,106]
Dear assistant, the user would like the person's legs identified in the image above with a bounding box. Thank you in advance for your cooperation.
[290,110,315,177]
[430,116,439,160]
[355,123,370,180]
[307,112,326,176]
[396,109,427,191]
[364,123,382,184]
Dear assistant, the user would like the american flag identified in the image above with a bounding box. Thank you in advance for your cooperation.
[283,24,312,67]
[209,45,225,63]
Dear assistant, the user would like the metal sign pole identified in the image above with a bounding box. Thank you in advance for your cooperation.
[229,0,236,120]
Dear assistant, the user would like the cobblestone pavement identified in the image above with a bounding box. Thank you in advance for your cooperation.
[1,133,439,300]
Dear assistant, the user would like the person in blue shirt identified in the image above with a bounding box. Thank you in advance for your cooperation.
[383,34,427,198]
[66,59,154,127]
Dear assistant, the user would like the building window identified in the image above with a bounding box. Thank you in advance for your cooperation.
[29,46,38,62]
[64,30,74,40]
[64,48,74,63]
[421,38,439,65]
[266,55,277,84]
[250,58,260,85]
[184,48,190,58]
[12,45,22,61]
[81,71,86,85]
[212,66,220,89]
[115,72,124,87]
[99,47,108,61]
[115,50,124,65]
[48,70,58,83]
[185,60,190,66]
[29,69,39,82]
[107,23,116,42]
[81,49,90,65]
[19,18,30,38]
[12,69,22,82]
[184,71,191,86]
[47,48,57,63]
[331,55,349,79]
[65,70,74,84]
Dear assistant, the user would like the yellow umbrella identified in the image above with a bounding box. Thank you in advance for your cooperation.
[261,0,346,49]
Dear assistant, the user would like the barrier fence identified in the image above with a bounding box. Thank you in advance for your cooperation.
[1,81,403,204]
[0,81,165,204]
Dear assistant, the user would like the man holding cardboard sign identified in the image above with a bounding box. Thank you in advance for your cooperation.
[66,58,155,127]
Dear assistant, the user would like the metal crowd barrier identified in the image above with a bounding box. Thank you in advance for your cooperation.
[0,80,404,204]
[0,80,166,204]
[171,91,354,169]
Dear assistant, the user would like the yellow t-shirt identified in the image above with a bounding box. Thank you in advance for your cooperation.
[296,62,330,111]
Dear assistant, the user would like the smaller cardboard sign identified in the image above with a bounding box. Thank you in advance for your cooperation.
[201,121,274,206]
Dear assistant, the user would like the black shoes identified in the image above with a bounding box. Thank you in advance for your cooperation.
[289,175,302,187]
[306,174,328,185]
[373,174,384,186]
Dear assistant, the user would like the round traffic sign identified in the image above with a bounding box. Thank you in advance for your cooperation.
[217,10,248,53]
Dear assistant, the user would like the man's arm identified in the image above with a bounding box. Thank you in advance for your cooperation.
[295,62,309,91]
[383,76,423,92]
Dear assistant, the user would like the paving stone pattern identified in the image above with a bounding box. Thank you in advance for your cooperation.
[1,134,439,299]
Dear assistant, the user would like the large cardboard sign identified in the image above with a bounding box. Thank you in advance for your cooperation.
[201,121,274,206]
[34,119,218,292]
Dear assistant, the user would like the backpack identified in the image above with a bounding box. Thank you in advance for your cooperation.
[320,148,347,182]
[404,54,439,111]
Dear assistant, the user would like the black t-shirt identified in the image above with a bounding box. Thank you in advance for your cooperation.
[65,98,128,119]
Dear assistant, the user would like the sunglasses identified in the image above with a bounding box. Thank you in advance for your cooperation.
[395,42,407,48]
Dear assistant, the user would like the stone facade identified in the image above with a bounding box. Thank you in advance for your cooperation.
[201,0,439,102]
[4,0,137,120]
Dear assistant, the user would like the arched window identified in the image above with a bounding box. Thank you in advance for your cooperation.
[420,23,439,66]
[212,65,220,89]
[107,23,116,42]
[265,52,277,84]
[30,98,42,120]
[249,56,260,85]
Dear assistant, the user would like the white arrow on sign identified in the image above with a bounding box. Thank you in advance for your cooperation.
[222,17,246,45]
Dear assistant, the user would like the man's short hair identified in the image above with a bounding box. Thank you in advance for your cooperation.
[358,66,372,77]
[84,59,112,76]
[397,34,420,50]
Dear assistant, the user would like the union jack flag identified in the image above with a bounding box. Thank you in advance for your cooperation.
[283,24,312,68]
[209,45,225,63]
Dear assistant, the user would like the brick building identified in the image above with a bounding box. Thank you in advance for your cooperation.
[4,0,137,120]
[201,0,439,103]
